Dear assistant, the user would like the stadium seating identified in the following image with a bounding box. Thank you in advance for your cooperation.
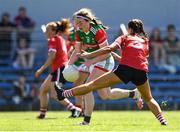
[0,64,180,110]
[0,34,180,111]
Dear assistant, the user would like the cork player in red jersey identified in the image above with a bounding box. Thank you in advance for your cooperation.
[35,19,81,119]
[58,19,167,125]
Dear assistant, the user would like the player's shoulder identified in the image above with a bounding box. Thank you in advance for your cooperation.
[91,24,104,31]
[49,36,56,42]
[48,35,61,43]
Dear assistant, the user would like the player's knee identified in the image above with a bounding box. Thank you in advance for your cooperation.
[50,94,57,100]
[100,96,110,100]
[99,93,111,100]
[39,86,44,95]
[143,96,153,102]
[39,84,49,95]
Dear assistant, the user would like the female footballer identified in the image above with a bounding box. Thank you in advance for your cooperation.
[35,19,81,119]
[64,8,143,125]
[59,19,167,125]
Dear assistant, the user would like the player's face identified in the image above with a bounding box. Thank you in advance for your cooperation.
[74,18,89,32]
[45,25,55,38]
[63,28,71,36]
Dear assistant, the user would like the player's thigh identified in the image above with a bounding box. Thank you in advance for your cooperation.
[86,67,107,82]
[136,80,153,102]
[87,68,123,90]
[40,74,52,93]
[88,69,112,99]
[74,71,89,86]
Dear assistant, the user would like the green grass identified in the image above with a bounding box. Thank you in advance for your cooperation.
[0,111,179,131]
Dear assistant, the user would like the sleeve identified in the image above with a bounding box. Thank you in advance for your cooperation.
[48,38,57,52]
[145,41,149,57]
[115,36,123,48]
[68,33,76,47]
[95,29,107,44]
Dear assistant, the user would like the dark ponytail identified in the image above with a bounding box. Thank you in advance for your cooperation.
[55,18,70,34]
[128,19,148,39]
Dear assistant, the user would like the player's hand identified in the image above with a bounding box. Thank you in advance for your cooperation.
[35,69,43,78]
[111,52,121,61]
[78,52,91,59]
[83,61,92,68]
[76,53,82,57]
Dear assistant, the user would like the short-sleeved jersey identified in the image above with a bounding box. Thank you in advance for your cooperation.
[115,35,149,72]
[48,35,68,72]
[76,24,107,53]
[74,24,108,66]
[67,27,76,48]
[69,27,76,42]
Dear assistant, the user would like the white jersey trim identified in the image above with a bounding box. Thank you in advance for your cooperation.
[48,48,57,52]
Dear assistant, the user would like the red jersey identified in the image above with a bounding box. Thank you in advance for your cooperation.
[115,35,149,72]
[48,35,68,72]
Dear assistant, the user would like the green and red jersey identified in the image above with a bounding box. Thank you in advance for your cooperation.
[74,24,108,66]
[76,23,107,52]
[66,27,76,51]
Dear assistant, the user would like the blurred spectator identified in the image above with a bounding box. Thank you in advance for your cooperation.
[164,24,180,66]
[149,28,166,66]
[13,38,36,68]
[0,12,16,59]
[14,6,35,46]
[12,75,33,105]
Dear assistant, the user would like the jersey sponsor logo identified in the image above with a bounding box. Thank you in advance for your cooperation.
[86,36,90,43]
[128,41,143,49]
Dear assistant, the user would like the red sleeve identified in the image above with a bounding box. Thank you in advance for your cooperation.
[95,29,107,44]
[115,35,126,49]
[48,38,57,52]
[145,41,149,57]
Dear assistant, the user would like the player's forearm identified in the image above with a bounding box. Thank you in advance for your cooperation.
[40,57,53,72]
[89,53,110,64]
[68,50,78,65]
[111,52,122,61]
[88,46,112,58]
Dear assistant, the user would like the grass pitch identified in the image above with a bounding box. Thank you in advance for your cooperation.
[0,111,179,131]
